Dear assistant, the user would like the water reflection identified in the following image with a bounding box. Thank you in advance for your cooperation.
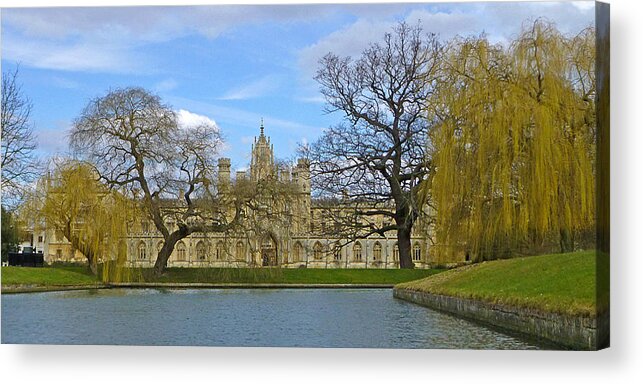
[2,288,545,349]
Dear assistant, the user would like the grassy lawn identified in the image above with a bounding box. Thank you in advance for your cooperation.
[140,267,442,285]
[397,251,608,317]
[1,265,99,286]
[2,264,442,287]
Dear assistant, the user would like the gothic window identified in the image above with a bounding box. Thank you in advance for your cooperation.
[313,241,323,260]
[353,242,363,262]
[333,242,341,261]
[413,243,422,261]
[293,242,302,262]
[373,242,382,261]
[236,241,245,261]
[393,243,399,261]
[138,241,147,260]
[196,241,206,261]
[216,241,224,260]
[176,241,186,261]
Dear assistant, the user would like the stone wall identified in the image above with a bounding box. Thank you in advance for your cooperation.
[393,288,609,350]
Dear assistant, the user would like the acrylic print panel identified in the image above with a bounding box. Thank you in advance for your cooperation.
[0,1,609,350]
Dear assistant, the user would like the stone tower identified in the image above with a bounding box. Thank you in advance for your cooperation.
[217,158,231,191]
[292,157,311,233]
[250,119,275,182]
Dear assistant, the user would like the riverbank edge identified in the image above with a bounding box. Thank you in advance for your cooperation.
[2,282,395,294]
[393,287,609,350]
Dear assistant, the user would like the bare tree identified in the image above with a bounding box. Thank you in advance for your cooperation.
[70,87,244,276]
[1,68,40,207]
[306,22,441,268]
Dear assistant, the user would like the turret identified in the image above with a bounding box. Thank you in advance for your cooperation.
[295,158,310,195]
[236,170,247,181]
[277,164,291,183]
[217,158,231,191]
[250,119,275,182]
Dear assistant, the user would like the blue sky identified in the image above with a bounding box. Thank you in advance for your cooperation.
[1,1,595,172]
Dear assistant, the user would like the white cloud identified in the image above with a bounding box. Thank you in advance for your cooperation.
[176,109,219,131]
[219,76,281,100]
[297,2,595,80]
[169,95,324,136]
[50,76,80,89]
[35,123,71,156]
[0,5,336,73]
[2,3,595,76]
[3,38,145,73]
[154,78,178,92]
[296,95,326,104]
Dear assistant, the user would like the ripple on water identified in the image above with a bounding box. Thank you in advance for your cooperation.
[1,288,545,349]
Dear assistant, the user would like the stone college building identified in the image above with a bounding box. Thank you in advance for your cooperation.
[33,123,432,269]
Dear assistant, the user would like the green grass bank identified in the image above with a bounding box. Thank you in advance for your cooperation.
[396,250,607,317]
[2,265,443,291]
[1,265,99,287]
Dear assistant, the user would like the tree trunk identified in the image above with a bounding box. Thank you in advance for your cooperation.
[88,257,98,275]
[397,226,415,269]
[559,228,574,253]
[153,240,177,277]
[64,229,98,276]
[153,228,193,276]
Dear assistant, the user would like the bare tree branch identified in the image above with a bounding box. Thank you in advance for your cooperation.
[1,67,41,208]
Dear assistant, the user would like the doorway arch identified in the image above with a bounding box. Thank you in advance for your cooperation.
[261,234,278,267]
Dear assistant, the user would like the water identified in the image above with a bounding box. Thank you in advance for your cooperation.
[2,288,544,349]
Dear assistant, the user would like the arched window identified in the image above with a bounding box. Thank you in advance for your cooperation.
[313,241,323,260]
[196,241,206,260]
[353,242,363,262]
[176,241,186,261]
[216,241,224,260]
[333,242,341,261]
[373,242,382,261]
[236,241,245,261]
[138,241,147,260]
[293,242,303,262]
[393,243,399,261]
[413,243,422,261]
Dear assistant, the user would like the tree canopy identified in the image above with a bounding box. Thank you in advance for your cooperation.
[22,159,136,279]
[426,20,596,263]
[307,22,442,268]
[69,87,241,275]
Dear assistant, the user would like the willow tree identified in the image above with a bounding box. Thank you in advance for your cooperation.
[70,87,244,276]
[24,159,135,279]
[307,22,442,268]
[427,20,596,263]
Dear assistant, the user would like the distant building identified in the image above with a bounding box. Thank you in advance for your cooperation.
[35,122,433,268]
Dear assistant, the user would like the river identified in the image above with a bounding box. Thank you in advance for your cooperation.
[1,288,546,349]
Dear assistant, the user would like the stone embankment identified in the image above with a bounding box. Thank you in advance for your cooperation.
[393,287,609,350]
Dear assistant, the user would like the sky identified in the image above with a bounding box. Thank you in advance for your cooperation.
[1,0,595,173]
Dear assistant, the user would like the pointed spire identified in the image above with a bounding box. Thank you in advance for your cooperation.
[260,118,265,137]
